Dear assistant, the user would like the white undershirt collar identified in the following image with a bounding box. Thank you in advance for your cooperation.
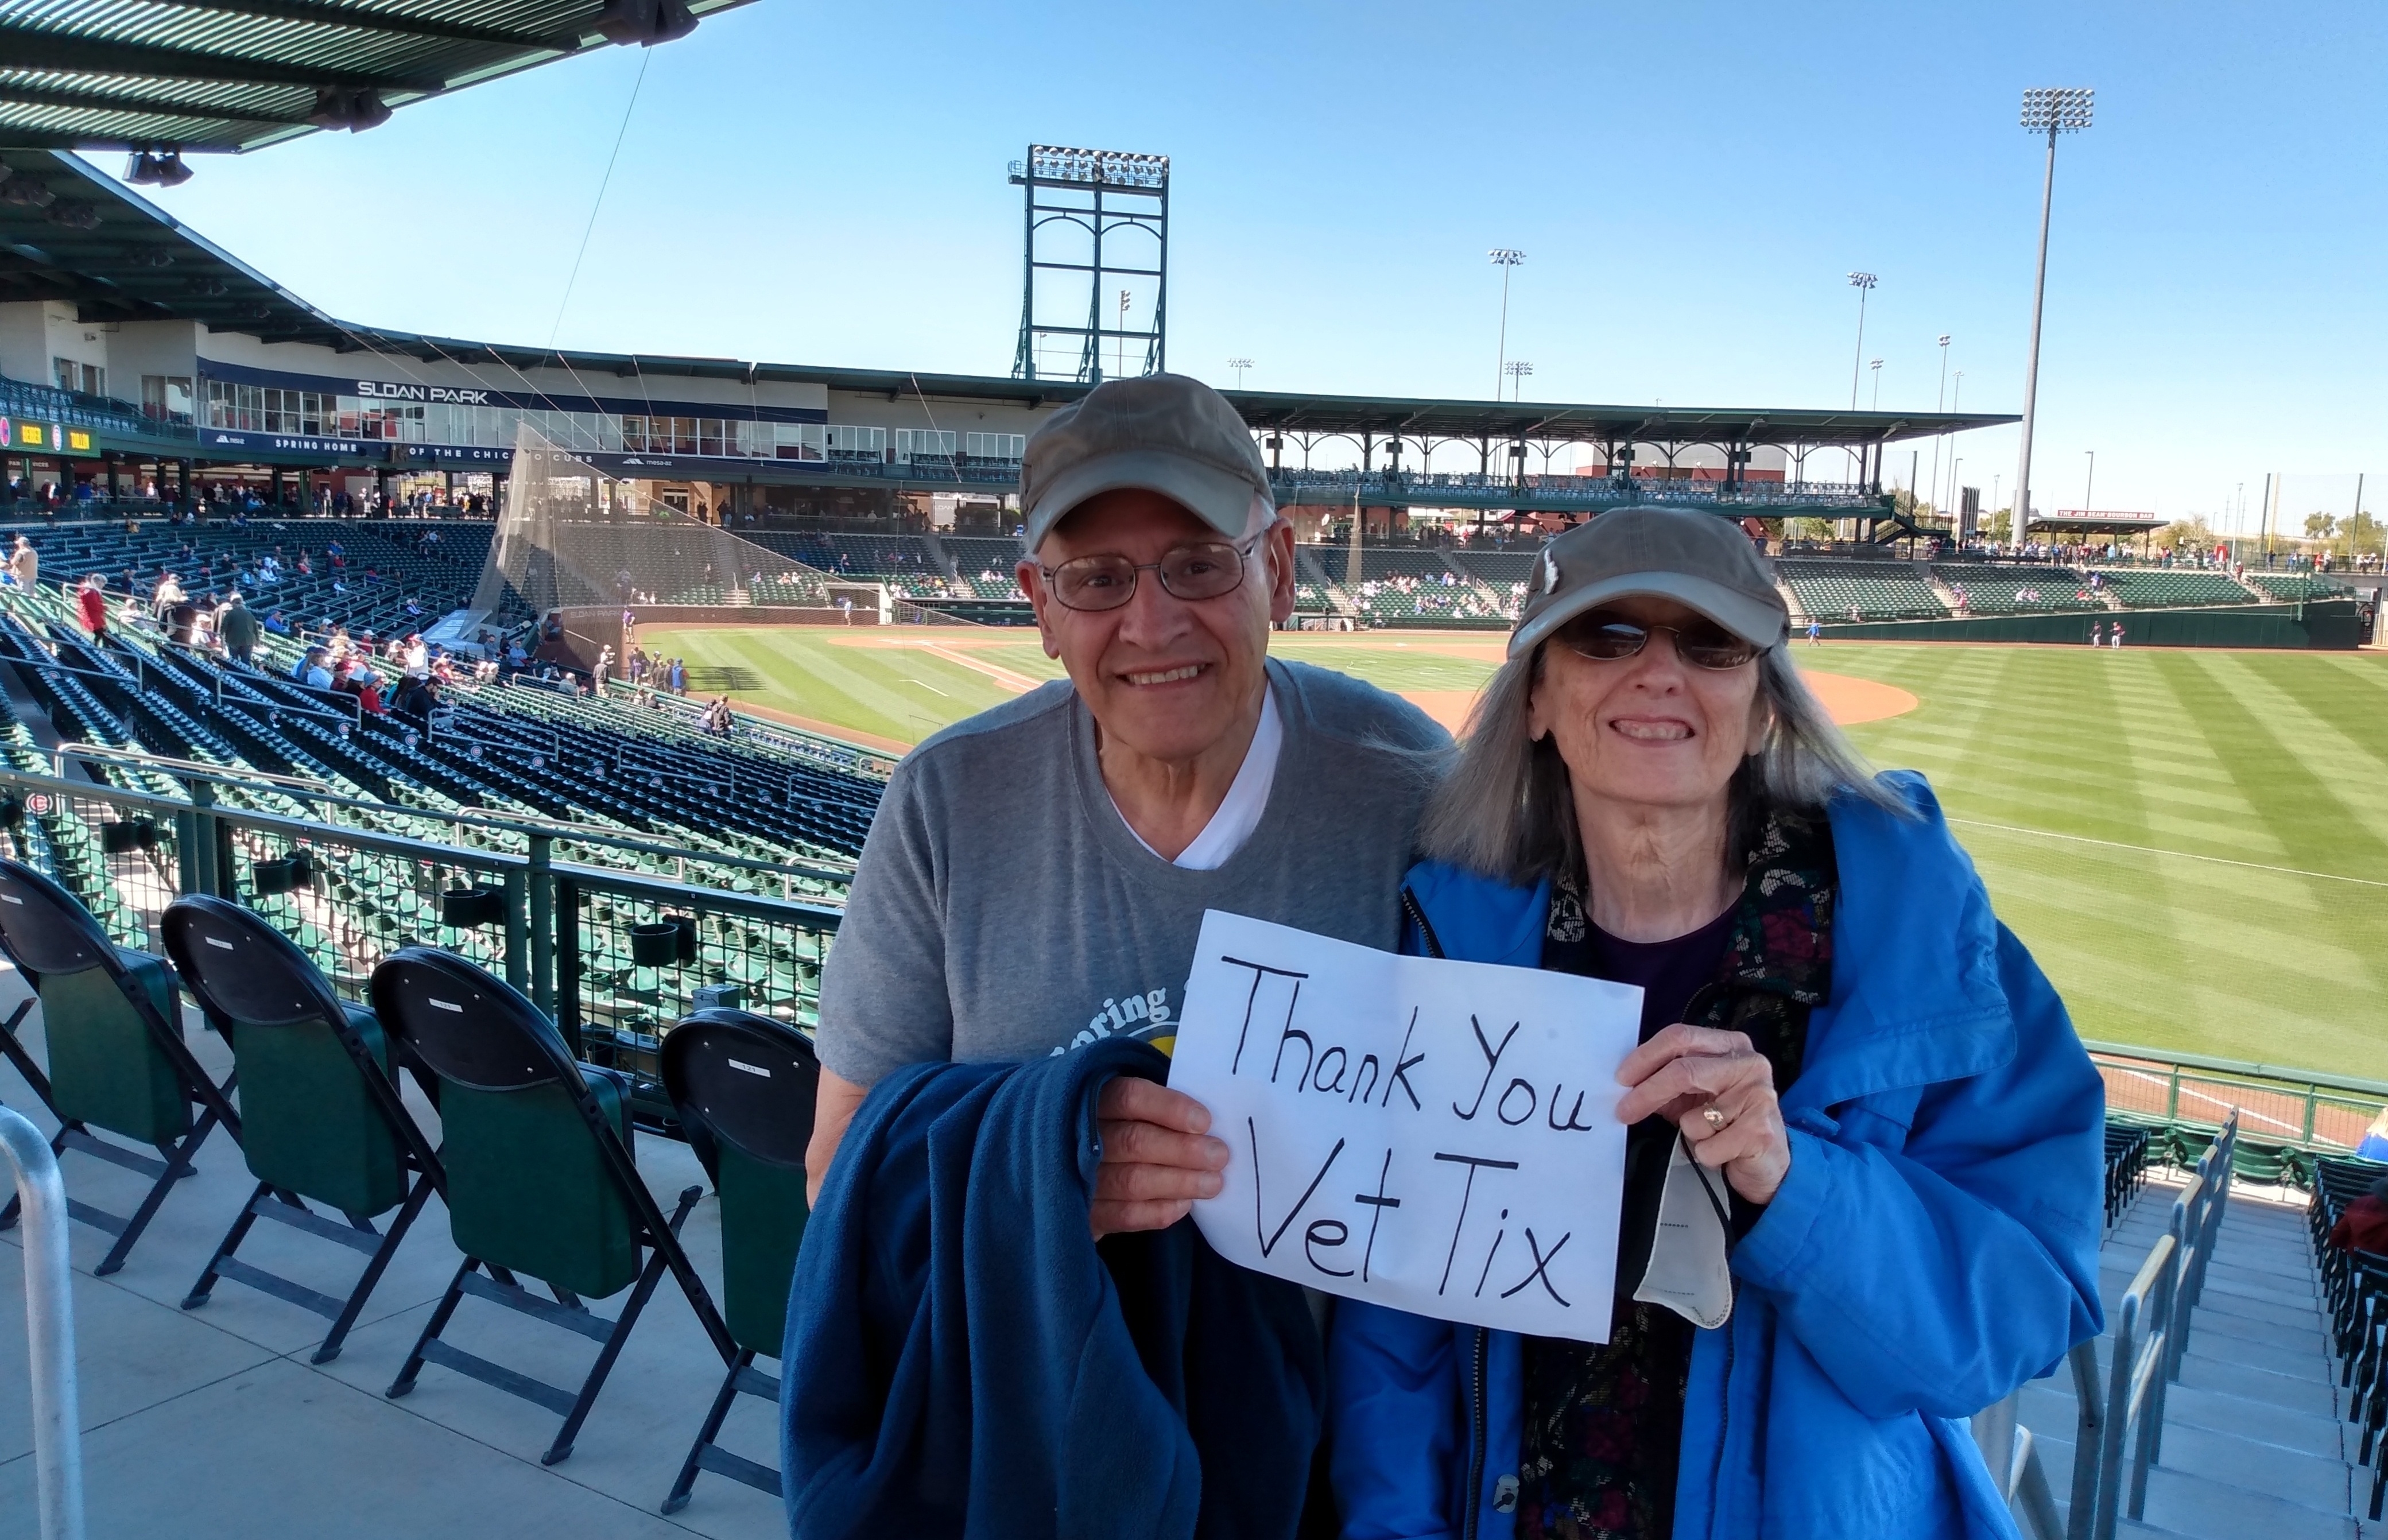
[1117,683,1281,871]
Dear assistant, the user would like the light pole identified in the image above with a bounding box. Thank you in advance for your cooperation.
[1846,271,1877,484]
[1489,249,1525,401]
[1505,360,1534,401]
[2014,87,2095,548]
[2083,449,2095,515]
[1117,290,1131,381]
[1928,334,1951,514]
[1945,370,1964,512]
[1846,272,1878,409]
[1869,358,1884,411]
[1227,357,1253,389]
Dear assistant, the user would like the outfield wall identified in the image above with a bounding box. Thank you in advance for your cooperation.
[1819,598,2364,649]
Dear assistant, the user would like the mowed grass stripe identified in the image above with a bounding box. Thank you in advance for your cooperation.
[2162,651,2388,883]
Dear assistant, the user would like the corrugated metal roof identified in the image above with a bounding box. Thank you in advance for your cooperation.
[0,0,754,152]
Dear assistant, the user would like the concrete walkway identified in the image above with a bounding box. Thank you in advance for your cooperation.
[0,966,787,1540]
[2020,1176,2375,1539]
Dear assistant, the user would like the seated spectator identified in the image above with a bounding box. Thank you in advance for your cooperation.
[2332,1178,2388,1255]
[263,608,291,635]
[294,647,335,689]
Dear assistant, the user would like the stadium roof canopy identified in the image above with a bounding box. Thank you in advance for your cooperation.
[0,0,753,154]
[2028,513,2169,534]
[0,147,2017,453]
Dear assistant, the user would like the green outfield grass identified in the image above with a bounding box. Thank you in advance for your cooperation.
[643,623,2388,1079]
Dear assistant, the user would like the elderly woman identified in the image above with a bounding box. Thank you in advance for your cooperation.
[1329,508,2104,1539]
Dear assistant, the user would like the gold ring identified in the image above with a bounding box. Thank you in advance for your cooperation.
[1701,1106,1728,1129]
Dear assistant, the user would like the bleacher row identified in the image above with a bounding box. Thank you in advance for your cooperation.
[2312,1155,2388,1519]
[0,581,885,941]
[1781,557,2341,624]
[21,517,507,636]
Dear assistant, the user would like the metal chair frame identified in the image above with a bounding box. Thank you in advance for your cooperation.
[0,858,241,1277]
[161,894,446,1363]
[656,1006,817,1513]
[371,947,734,1466]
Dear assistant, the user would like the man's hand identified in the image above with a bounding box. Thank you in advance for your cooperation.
[1092,1078,1228,1239]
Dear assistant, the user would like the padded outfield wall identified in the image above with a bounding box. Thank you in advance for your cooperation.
[1817,598,2366,649]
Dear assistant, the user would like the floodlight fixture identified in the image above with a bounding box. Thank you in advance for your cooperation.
[1505,359,1534,401]
[1227,357,1253,388]
[2019,87,2094,135]
[1489,249,1526,401]
[123,149,192,188]
[1845,272,1878,414]
[2014,86,2096,543]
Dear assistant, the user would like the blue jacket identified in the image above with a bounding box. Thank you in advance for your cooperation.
[1328,774,2106,1539]
[781,1036,1324,1540]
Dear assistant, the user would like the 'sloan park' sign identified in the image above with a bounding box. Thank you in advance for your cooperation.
[1169,910,1639,1343]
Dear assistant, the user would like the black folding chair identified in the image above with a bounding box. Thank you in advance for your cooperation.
[658,1007,818,1513]
[162,895,445,1363]
[369,947,735,1465]
[0,858,240,1275]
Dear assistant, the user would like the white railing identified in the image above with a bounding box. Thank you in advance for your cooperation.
[1,1103,84,1540]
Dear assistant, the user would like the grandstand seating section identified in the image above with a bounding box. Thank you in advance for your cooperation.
[2095,568,2257,608]
[0,575,883,952]
[1298,544,1506,624]
[1777,559,1948,622]
[2310,1154,2388,1518]
[944,536,1028,599]
[2247,572,2352,602]
[1930,564,2106,614]
[21,517,499,634]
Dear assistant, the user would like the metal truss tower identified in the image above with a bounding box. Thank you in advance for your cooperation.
[1010,146,1170,383]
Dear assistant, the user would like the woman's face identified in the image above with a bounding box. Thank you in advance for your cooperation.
[1526,595,1769,814]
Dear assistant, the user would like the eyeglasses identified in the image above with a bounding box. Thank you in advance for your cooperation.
[1039,534,1261,612]
[1553,608,1765,670]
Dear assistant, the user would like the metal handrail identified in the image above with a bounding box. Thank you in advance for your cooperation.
[2076,1110,2239,1539]
[1,1104,84,1540]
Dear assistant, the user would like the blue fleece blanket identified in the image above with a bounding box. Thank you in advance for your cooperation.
[781,1037,1324,1539]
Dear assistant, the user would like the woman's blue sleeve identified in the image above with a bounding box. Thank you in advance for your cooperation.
[1327,1300,1463,1540]
[1730,925,2107,1419]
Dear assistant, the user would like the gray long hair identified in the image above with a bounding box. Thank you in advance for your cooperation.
[1420,642,1911,886]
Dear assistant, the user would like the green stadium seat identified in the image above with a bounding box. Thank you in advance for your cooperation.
[371,947,735,1466]
[657,1007,819,1512]
[161,894,445,1363]
[0,857,242,1276]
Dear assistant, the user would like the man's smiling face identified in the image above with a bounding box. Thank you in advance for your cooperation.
[1020,487,1294,766]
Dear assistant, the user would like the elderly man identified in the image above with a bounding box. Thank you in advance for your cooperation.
[807,373,1445,1236]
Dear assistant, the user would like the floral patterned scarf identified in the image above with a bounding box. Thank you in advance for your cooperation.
[1513,806,1835,1540]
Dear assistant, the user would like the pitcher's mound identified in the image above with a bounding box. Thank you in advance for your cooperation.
[1397,670,1917,736]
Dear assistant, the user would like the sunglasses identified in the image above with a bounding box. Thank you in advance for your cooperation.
[1553,608,1764,670]
[1039,535,1261,613]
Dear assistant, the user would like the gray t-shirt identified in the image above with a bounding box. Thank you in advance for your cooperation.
[816,657,1448,1088]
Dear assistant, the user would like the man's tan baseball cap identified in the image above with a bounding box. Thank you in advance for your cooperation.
[1019,373,1273,549]
[1508,507,1789,660]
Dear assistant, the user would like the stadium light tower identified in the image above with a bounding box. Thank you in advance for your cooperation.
[1869,358,1883,410]
[1227,357,1254,389]
[2013,86,2094,541]
[1928,334,1951,514]
[1505,360,1534,401]
[1490,249,1526,400]
[1845,272,1877,409]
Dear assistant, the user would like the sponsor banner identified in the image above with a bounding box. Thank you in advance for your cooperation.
[200,429,375,457]
[196,355,826,425]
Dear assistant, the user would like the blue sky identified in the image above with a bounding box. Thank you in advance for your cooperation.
[135,0,2384,526]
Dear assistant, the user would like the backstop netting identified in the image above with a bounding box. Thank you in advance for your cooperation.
[473,424,974,625]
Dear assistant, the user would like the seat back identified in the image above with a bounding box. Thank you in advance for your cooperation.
[370,948,639,1298]
[0,859,188,1143]
[162,895,425,1218]
[661,1009,817,1356]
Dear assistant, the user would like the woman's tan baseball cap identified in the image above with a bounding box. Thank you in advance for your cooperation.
[1019,373,1273,549]
[1508,507,1789,660]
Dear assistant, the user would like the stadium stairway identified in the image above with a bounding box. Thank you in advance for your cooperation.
[2020,1177,2368,1538]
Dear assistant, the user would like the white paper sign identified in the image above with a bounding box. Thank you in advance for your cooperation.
[1168,909,1642,1344]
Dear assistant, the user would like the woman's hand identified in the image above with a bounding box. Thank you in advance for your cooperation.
[1615,1023,1791,1205]
[1091,1078,1228,1239]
